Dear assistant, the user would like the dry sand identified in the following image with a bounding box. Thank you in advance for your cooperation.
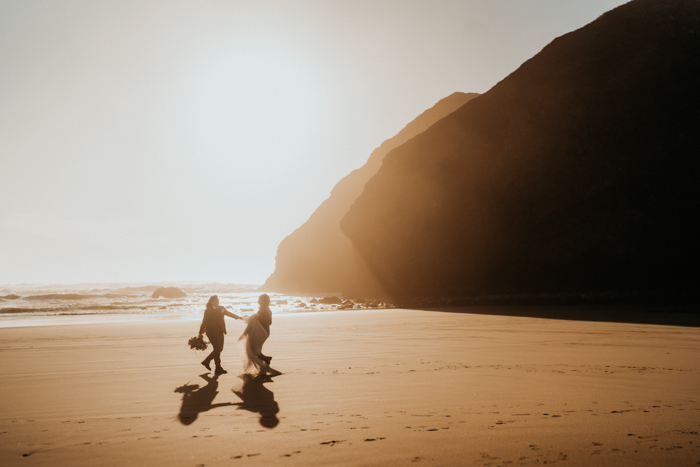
[1,308,699,466]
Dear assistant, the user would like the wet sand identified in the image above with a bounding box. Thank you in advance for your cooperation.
[1,308,699,466]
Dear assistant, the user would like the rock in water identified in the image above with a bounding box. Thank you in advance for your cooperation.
[261,92,479,296]
[152,287,187,299]
[341,0,700,299]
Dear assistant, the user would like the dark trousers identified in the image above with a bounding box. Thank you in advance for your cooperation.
[203,332,225,369]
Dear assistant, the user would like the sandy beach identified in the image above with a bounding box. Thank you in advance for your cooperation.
[1,308,699,466]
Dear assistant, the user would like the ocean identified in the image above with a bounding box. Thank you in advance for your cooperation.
[0,283,361,328]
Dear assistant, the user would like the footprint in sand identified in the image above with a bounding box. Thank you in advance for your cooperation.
[320,440,345,446]
[280,451,301,457]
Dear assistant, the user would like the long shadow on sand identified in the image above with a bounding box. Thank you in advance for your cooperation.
[419,304,700,327]
[231,374,280,428]
[175,373,236,425]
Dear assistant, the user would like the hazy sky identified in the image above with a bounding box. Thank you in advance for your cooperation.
[1,0,628,285]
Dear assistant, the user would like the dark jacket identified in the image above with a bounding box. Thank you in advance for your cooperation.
[200,307,227,336]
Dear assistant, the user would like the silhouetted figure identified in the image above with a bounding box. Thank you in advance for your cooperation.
[238,294,281,376]
[199,295,242,374]
[232,373,279,428]
[175,373,235,425]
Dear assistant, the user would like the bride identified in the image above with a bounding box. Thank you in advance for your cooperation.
[238,294,281,376]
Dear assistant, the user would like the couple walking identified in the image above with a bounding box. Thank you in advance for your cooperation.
[198,294,280,376]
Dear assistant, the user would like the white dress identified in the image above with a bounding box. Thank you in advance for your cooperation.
[238,313,279,375]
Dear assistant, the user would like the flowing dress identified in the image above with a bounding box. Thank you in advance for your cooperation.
[238,312,279,374]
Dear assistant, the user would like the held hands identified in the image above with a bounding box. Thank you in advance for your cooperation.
[220,306,244,320]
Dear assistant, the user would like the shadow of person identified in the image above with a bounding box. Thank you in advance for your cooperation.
[231,373,280,428]
[175,373,237,425]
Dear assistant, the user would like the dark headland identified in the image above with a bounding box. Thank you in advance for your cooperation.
[259,0,700,311]
[340,0,700,306]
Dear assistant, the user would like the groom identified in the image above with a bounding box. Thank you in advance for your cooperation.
[198,295,242,374]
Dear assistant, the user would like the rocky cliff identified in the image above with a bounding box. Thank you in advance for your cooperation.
[341,0,700,299]
[262,92,478,293]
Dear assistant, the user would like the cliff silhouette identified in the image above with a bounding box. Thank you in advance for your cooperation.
[262,92,478,294]
[341,0,700,300]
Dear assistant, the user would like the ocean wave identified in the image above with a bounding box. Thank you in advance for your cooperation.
[24,294,93,300]
[1,304,183,314]
[75,305,143,311]
[1,307,66,314]
[57,311,148,316]
[24,293,137,300]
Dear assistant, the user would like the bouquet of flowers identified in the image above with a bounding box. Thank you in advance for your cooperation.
[188,335,209,351]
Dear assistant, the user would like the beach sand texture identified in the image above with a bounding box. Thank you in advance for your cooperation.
[1,308,699,466]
